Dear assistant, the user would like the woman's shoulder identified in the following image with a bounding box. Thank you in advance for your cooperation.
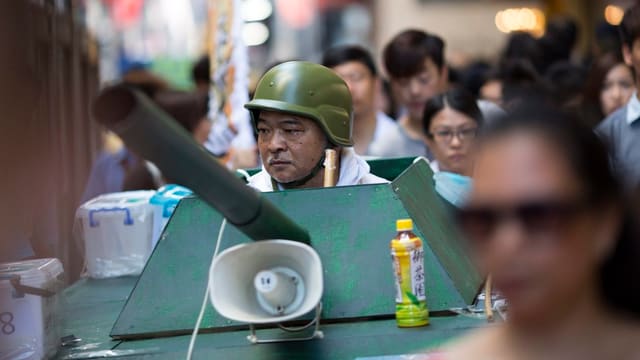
[603,315,640,357]
[438,326,504,360]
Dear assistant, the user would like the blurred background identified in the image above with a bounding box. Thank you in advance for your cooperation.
[1,0,635,280]
[82,0,632,86]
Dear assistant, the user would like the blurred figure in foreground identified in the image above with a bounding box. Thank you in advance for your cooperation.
[446,104,640,359]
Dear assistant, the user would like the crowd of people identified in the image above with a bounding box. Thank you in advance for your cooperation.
[83,10,640,196]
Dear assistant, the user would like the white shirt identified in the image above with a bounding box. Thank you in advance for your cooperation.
[366,112,403,157]
[247,147,389,192]
[626,91,640,125]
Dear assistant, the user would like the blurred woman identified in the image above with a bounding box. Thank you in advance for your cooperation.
[583,54,635,127]
[422,88,483,177]
[446,104,640,359]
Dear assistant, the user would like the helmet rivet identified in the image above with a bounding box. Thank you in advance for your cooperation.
[308,90,314,96]
[269,81,275,87]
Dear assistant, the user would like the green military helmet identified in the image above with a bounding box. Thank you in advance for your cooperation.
[245,61,353,146]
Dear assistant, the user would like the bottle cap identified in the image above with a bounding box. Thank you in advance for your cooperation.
[396,219,413,231]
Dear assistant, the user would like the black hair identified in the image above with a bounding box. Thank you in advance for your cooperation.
[502,31,543,73]
[479,101,640,318]
[422,87,483,135]
[496,58,545,111]
[595,21,623,56]
[543,61,586,110]
[620,4,640,47]
[539,16,579,72]
[321,45,377,76]
[383,29,445,78]
[192,56,210,85]
[460,60,492,98]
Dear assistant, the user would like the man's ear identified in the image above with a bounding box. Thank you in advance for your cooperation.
[374,76,382,95]
[623,44,633,66]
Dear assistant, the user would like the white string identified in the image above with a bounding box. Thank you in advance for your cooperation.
[185,218,227,360]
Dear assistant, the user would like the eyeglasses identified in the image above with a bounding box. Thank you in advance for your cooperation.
[428,128,477,143]
[455,198,590,246]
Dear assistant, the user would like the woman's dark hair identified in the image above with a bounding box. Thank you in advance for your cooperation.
[478,101,640,317]
[383,29,445,78]
[422,87,483,135]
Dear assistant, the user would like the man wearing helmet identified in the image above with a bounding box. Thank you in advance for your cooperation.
[245,61,387,191]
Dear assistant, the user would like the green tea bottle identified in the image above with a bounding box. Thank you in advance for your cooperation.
[390,219,429,327]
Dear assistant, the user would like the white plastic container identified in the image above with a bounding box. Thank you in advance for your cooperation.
[149,185,192,248]
[76,190,155,278]
[0,258,64,360]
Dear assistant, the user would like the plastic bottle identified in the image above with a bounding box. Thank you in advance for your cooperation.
[390,218,429,327]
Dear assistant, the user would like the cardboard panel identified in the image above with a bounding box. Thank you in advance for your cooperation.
[110,161,480,339]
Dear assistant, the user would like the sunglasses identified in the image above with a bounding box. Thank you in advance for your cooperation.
[455,198,590,246]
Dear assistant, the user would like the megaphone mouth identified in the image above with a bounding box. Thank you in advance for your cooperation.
[255,266,305,316]
[209,239,323,324]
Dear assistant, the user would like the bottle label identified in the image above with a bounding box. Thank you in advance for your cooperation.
[391,246,426,303]
[410,247,426,301]
[391,251,402,303]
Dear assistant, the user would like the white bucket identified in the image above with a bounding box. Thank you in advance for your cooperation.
[149,185,192,248]
[76,191,155,278]
[0,258,65,360]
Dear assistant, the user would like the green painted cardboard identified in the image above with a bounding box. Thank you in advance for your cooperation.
[110,159,480,339]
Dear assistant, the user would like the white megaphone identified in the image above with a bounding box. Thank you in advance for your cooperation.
[209,239,323,343]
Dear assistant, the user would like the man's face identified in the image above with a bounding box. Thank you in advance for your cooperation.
[332,61,376,118]
[256,111,327,185]
[390,58,447,121]
[623,38,640,87]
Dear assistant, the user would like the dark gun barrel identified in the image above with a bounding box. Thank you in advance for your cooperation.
[92,84,310,243]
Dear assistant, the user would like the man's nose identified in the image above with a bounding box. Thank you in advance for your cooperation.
[409,79,422,95]
[267,130,287,152]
